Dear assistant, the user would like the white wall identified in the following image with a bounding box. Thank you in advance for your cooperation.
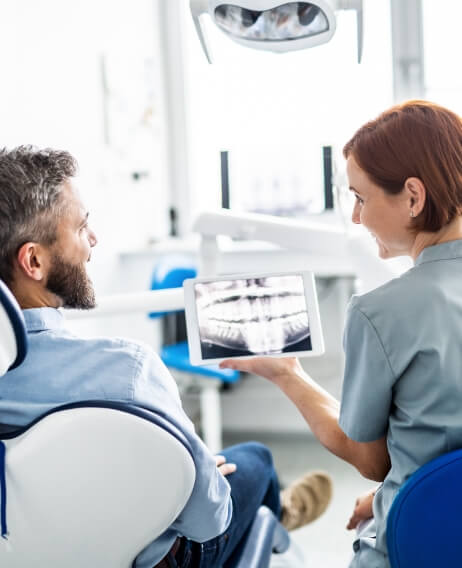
[0,0,169,301]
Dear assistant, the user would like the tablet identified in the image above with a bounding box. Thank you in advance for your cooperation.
[184,271,324,365]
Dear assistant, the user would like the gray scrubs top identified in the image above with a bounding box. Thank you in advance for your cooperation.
[339,240,462,568]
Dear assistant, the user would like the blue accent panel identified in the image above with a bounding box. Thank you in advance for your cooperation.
[387,448,462,568]
[0,441,7,538]
[161,342,240,383]
[0,279,28,371]
[148,257,197,319]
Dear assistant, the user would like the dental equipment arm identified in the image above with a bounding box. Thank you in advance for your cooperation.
[193,208,403,291]
[65,288,184,320]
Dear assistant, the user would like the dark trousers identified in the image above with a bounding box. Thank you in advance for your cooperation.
[170,441,281,568]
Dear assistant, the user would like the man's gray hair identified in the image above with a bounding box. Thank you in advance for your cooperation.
[0,145,77,285]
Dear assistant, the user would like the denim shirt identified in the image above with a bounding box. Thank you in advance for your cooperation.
[340,240,462,568]
[0,308,232,567]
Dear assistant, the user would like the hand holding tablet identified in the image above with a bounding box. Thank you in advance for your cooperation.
[184,271,324,365]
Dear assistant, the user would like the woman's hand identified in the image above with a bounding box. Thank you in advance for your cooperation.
[346,488,376,530]
[219,356,304,386]
[215,455,237,476]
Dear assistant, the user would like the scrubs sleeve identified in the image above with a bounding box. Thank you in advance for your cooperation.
[339,300,395,442]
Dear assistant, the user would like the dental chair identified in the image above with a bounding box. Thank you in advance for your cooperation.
[0,279,294,567]
[387,448,462,568]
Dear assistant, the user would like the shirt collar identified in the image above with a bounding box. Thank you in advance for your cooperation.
[23,308,66,332]
[415,239,462,267]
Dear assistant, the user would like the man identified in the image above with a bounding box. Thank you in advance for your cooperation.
[0,146,332,567]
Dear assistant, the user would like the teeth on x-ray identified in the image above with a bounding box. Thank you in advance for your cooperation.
[196,276,310,354]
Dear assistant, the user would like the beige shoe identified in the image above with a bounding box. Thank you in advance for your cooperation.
[280,471,333,531]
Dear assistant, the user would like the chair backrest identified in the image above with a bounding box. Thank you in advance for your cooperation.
[387,448,462,568]
[0,402,196,568]
[0,280,27,376]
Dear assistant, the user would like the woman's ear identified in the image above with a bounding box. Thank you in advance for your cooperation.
[404,177,426,217]
[16,242,50,282]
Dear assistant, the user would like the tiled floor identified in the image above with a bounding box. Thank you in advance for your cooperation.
[223,432,377,568]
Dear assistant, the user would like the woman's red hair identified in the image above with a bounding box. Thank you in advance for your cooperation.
[343,100,462,232]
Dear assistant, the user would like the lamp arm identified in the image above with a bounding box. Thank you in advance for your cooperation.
[335,0,363,63]
[190,0,213,63]
[193,209,347,256]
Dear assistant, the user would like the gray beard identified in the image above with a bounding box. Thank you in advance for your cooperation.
[46,253,96,309]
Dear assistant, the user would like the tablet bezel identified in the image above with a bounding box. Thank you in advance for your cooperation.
[184,270,325,366]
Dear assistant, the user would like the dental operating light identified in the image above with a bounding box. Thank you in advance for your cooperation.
[190,0,363,63]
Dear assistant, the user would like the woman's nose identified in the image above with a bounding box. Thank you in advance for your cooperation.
[351,202,361,224]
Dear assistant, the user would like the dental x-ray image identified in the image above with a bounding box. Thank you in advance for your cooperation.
[194,274,312,359]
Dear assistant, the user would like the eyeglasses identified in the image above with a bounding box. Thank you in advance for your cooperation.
[332,168,356,231]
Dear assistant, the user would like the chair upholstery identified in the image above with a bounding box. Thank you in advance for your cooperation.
[387,448,462,568]
[0,402,196,568]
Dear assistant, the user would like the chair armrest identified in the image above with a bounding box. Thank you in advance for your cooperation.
[235,506,290,568]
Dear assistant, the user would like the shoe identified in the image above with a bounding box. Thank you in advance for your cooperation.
[280,470,333,531]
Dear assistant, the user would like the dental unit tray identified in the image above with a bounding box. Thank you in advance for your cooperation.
[184,270,324,365]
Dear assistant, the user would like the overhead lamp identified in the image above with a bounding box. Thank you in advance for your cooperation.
[190,0,363,63]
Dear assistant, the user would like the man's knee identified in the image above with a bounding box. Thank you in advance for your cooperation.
[230,441,274,468]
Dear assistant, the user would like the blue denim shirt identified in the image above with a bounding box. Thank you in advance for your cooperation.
[340,240,462,568]
[0,308,232,567]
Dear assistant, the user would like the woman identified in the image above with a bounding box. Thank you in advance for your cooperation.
[220,100,462,567]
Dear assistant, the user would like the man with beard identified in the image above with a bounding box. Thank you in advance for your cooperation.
[0,146,332,568]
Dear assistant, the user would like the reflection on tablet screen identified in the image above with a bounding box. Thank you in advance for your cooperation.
[194,274,311,359]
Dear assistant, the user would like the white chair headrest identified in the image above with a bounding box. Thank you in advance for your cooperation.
[0,280,27,376]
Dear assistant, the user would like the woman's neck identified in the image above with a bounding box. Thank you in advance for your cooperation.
[411,216,462,261]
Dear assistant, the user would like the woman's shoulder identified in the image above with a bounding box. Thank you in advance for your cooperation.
[349,265,429,322]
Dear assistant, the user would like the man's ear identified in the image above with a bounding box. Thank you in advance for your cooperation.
[404,177,426,216]
[16,242,50,282]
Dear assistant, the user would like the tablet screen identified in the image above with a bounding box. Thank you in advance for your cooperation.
[193,274,312,359]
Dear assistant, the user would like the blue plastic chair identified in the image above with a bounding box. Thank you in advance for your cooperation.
[149,256,240,451]
[387,448,462,568]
